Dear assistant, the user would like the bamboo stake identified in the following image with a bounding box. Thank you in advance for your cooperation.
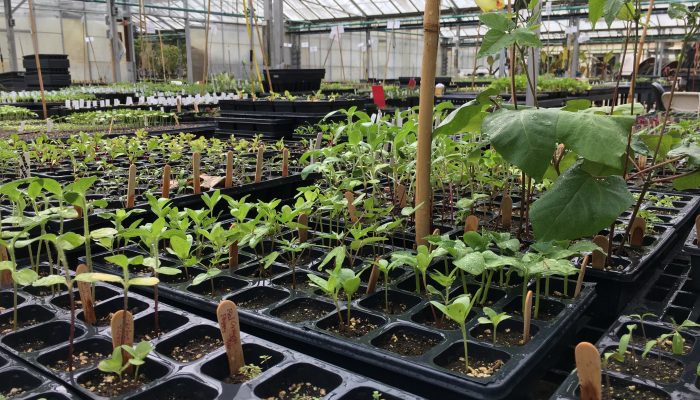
[255,145,264,183]
[282,148,289,177]
[414,0,440,247]
[628,0,655,102]
[242,0,264,93]
[27,0,47,120]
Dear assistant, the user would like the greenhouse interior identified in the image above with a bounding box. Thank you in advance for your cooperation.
[0,0,699,399]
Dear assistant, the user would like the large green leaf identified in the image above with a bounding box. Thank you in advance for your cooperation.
[478,29,516,57]
[433,89,497,137]
[479,12,515,31]
[530,163,634,241]
[673,171,700,190]
[668,142,700,167]
[588,0,606,28]
[484,109,633,180]
[483,109,557,180]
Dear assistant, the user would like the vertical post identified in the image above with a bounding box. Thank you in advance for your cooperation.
[3,0,17,72]
[414,0,440,246]
[628,0,656,101]
[273,0,284,67]
[498,48,506,77]
[184,0,194,82]
[569,18,580,78]
[365,29,371,81]
[107,0,122,82]
[526,1,541,107]
[27,0,47,120]
[123,4,137,82]
[202,0,213,89]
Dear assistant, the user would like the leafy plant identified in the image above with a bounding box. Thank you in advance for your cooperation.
[430,289,482,373]
[477,307,512,345]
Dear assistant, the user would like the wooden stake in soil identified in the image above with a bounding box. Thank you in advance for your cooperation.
[27,0,47,120]
[575,342,602,400]
[111,310,134,349]
[298,213,309,243]
[161,164,171,199]
[217,300,245,376]
[591,235,609,269]
[225,151,234,189]
[126,164,137,209]
[464,215,479,233]
[523,290,533,344]
[76,264,96,326]
[501,195,513,230]
[282,148,289,177]
[314,132,324,149]
[0,245,11,286]
[254,146,264,183]
[695,215,700,247]
[345,191,359,223]
[574,255,589,298]
[192,152,201,194]
[630,217,646,247]
[414,0,440,247]
[366,264,380,295]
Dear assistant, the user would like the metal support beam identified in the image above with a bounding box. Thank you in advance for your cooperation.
[271,0,284,67]
[3,0,18,71]
[184,0,194,82]
[527,2,541,107]
[107,0,122,81]
[364,29,370,80]
[123,3,137,81]
[569,17,580,78]
[264,0,272,68]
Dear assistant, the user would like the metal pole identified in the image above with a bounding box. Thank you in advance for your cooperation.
[365,29,370,81]
[107,0,122,82]
[122,3,137,81]
[3,0,17,71]
[184,0,194,82]
[526,1,541,107]
[272,0,284,67]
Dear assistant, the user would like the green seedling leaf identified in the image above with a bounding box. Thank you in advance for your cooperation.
[128,277,160,286]
[32,274,67,287]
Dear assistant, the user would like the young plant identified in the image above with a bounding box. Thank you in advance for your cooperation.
[98,340,153,380]
[477,307,512,345]
[430,289,482,373]
[604,324,636,365]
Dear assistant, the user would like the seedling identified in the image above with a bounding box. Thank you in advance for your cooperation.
[430,289,482,373]
[98,340,153,380]
[655,319,700,356]
[477,307,512,345]
[628,312,657,342]
[604,324,636,364]
[238,355,272,381]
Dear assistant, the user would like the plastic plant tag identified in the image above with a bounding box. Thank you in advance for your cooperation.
[76,264,96,325]
[217,300,245,376]
[372,85,386,108]
[126,164,136,208]
[575,342,602,400]
[162,164,171,199]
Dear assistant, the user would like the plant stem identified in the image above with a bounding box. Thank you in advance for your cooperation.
[460,323,469,373]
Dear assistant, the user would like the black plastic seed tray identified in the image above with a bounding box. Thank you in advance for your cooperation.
[93,234,597,400]
[551,316,700,400]
[0,342,78,399]
[0,278,425,400]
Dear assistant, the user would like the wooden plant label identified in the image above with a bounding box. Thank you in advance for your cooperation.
[0,245,11,286]
[282,148,289,177]
[126,164,137,208]
[501,195,513,229]
[696,215,700,247]
[630,217,645,247]
[111,310,134,349]
[217,300,245,376]
[193,101,200,113]
[225,151,234,189]
[464,215,479,233]
[366,264,380,295]
[314,132,323,149]
[637,155,648,170]
[574,255,589,298]
[161,164,171,199]
[192,152,201,194]
[575,342,602,400]
[591,235,609,269]
[395,183,407,208]
[76,264,96,325]
[229,231,239,270]
[176,98,182,113]
[345,191,359,223]
[254,146,264,183]
[523,290,533,344]
[298,213,309,243]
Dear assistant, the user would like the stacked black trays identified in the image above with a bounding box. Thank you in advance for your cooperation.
[24,54,71,90]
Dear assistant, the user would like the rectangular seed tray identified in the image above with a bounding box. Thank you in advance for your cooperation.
[92,236,597,400]
[551,316,700,400]
[0,341,78,400]
[0,280,424,400]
